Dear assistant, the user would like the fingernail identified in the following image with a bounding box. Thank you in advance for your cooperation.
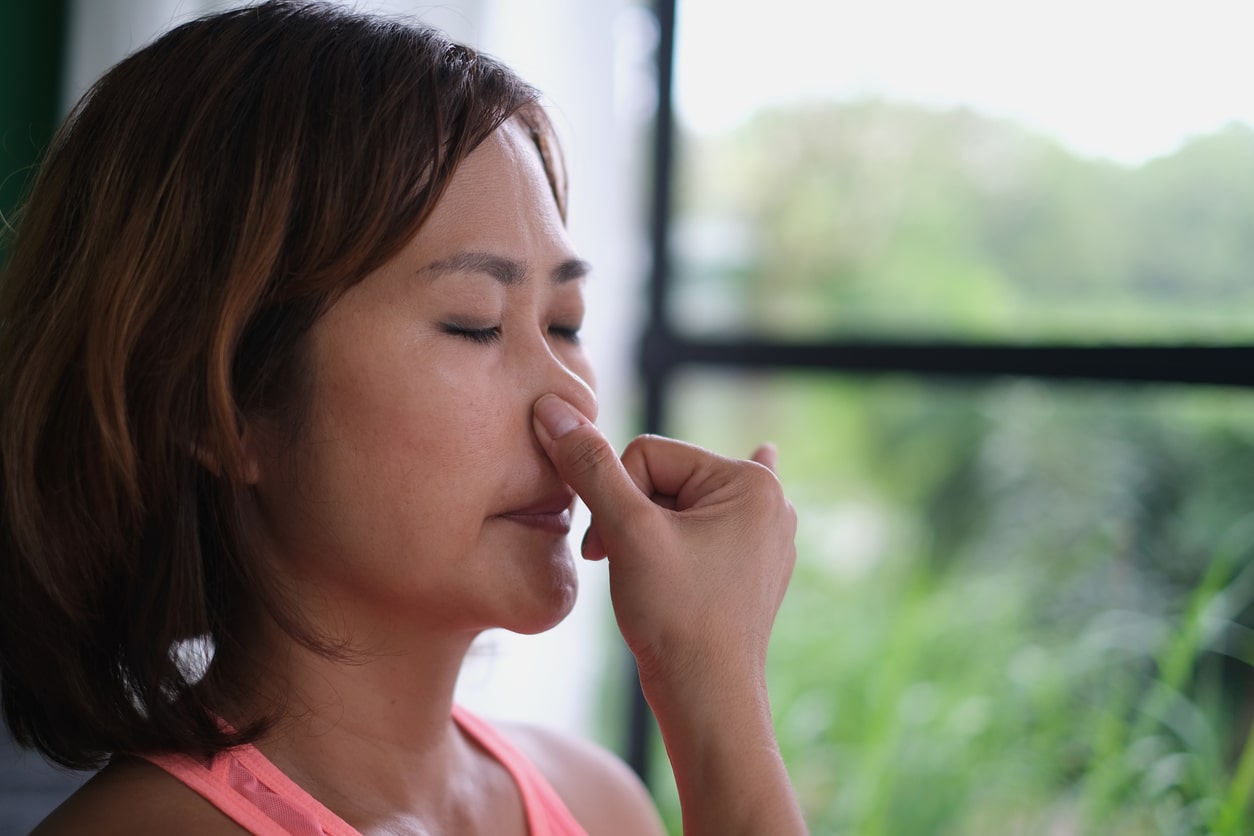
[535,394,582,439]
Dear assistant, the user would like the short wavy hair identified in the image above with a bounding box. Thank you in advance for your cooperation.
[0,0,565,769]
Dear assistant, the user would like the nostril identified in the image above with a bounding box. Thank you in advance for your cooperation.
[552,366,597,424]
[564,383,598,425]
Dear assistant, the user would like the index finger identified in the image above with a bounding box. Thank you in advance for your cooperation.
[619,435,741,512]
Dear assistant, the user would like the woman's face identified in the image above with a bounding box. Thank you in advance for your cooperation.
[250,120,597,640]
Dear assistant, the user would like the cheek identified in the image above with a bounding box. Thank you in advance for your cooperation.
[304,303,534,502]
[337,360,508,479]
[279,366,512,562]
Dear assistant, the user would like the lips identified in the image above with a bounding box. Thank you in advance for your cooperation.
[497,487,577,535]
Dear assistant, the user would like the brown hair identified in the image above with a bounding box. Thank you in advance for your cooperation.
[0,0,565,769]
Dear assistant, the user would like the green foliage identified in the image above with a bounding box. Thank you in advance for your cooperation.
[649,376,1254,834]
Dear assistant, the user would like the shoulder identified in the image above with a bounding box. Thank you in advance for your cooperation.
[500,722,667,836]
[32,756,247,835]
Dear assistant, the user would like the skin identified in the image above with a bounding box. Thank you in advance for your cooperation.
[36,116,806,834]
[532,404,807,835]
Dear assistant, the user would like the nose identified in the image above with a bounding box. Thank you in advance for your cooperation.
[532,338,598,425]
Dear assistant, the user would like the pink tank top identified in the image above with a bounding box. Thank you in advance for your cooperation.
[140,705,588,835]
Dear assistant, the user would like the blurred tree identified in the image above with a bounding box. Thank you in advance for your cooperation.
[676,100,1254,341]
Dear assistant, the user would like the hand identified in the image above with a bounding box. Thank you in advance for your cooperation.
[531,394,797,698]
[533,394,808,834]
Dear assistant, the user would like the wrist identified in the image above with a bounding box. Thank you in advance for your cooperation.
[642,664,806,835]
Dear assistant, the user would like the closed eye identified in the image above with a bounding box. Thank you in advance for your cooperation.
[549,325,581,344]
[441,323,501,345]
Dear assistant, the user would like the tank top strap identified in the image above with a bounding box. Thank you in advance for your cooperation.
[450,705,588,836]
[141,706,588,835]
[142,745,359,835]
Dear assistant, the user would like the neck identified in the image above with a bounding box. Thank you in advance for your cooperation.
[224,610,489,828]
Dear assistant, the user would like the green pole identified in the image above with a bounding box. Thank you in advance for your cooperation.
[0,0,68,265]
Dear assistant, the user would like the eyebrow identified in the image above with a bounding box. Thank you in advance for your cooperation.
[419,251,591,286]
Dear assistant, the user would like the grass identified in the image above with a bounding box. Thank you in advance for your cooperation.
[636,374,1254,834]
[641,500,1254,835]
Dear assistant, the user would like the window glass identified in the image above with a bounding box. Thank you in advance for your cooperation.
[671,1,1254,342]
[649,371,1254,833]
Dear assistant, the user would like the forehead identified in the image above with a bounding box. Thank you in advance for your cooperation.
[414,120,569,255]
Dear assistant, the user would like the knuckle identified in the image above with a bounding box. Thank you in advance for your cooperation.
[748,460,778,487]
[621,435,648,459]
[622,434,661,460]
[566,432,614,479]
[620,435,657,478]
[741,459,782,501]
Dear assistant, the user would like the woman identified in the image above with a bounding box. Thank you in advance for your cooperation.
[0,2,805,833]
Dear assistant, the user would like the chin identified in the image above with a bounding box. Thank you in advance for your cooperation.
[504,570,579,635]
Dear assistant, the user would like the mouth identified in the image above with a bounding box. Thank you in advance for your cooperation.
[497,487,577,535]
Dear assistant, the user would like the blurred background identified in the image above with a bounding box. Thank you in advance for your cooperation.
[5,1,1254,834]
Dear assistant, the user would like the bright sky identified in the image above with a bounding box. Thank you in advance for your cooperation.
[675,0,1254,164]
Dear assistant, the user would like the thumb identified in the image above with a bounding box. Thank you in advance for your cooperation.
[532,394,646,531]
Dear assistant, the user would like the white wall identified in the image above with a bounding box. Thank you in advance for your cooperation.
[63,0,489,105]
[64,0,650,742]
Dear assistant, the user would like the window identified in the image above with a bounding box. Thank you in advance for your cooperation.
[632,2,1254,831]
